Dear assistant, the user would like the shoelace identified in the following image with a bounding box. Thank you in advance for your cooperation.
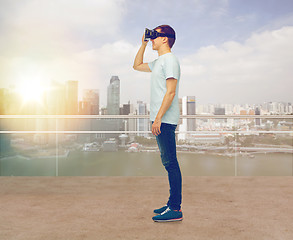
[160,207,171,215]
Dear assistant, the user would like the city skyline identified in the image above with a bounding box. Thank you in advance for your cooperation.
[0,77,292,116]
[0,0,293,106]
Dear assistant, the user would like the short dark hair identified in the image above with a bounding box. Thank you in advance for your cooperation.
[155,25,176,48]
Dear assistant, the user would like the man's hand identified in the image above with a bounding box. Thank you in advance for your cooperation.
[152,118,161,136]
[142,34,149,46]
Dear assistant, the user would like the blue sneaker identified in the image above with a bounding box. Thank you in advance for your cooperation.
[152,207,183,222]
[154,205,168,215]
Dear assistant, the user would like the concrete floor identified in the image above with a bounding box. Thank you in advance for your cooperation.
[0,176,293,240]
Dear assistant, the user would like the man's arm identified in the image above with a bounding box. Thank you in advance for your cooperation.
[133,36,151,72]
[152,78,177,136]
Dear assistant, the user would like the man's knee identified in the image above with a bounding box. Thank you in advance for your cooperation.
[163,158,179,170]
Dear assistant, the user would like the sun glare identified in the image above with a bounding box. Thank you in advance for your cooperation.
[17,81,46,103]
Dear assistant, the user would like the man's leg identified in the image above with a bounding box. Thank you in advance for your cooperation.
[155,123,182,210]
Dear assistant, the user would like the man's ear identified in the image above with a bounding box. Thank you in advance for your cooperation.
[162,37,168,44]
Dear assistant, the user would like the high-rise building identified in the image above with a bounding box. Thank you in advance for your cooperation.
[107,76,120,115]
[178,96,196,141]
[79,101,91,115]
[214,107,226,124]
[65,80,78,115]
[255,107,261,126]
[287,103,293,114]
[224,104,234,115]
[137,101,149,137]
[214,107,225,115]
[184,96,196,131]
[121,102,131,115]
[47,81,66,115]
[81,89,99,115]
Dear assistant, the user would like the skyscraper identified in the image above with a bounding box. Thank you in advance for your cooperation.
[137,101,148,137]
[184,96,196,131]
[65,80,78,115]
[47,81,66,115]
[178,96,196,140]
[121,102,131,115]
[214,106,226,123]
[255,107,261,126]
[82,89,99,115]
[107,76,120,115]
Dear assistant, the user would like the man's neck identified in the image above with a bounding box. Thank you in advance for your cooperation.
[158,45,171,56]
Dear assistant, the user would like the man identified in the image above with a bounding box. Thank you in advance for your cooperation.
[133,25,183,222]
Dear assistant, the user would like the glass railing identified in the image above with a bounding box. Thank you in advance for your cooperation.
[1,115,292,176]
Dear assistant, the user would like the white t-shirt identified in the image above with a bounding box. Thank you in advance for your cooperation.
[148,52,180,125]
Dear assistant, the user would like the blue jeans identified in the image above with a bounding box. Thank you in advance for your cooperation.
[153,122,182,210]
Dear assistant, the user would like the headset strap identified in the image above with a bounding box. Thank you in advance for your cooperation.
[158,32,175,39]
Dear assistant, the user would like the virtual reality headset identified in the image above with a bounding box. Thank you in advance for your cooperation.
[144,28,175,41]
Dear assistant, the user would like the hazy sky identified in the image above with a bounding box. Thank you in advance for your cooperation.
[0,0,293,106]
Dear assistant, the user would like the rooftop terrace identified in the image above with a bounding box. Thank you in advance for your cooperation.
[1,176,293,240]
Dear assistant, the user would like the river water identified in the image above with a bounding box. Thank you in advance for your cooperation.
[1,151,292,176]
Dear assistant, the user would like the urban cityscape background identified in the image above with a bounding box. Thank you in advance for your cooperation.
[1,76,292,116]
[0,0,292,176]
[0,75,292,161]
[1,75,292,176]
